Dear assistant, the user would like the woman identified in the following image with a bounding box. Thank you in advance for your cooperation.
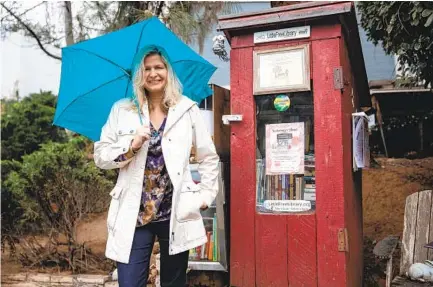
[94,47,219,287]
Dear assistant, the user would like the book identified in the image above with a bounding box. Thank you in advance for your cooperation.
[289,175,294,199]
[213,213,217,261]
[304,193,316,201]
[201,243,206,259]
[207,231,212,260]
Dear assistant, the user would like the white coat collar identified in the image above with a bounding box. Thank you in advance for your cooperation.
[164,96,196,134]
[137,95,196,134]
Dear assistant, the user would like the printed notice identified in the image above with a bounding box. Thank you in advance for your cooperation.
[264,200,311,212]
[352,112,370,170]
[265,122,304,175]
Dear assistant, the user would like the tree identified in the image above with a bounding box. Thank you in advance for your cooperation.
[357,2,433,86]
[1,91,68,161]
[0,1,237,60]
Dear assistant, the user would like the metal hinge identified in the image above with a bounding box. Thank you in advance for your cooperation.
[337,228,349,252]
[334,67,344,90]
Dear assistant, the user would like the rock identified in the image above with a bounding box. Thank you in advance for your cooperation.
[28,274,50,283]
[76,274,110,284]
[51,275,74,284]
[408,262,433,282]
[1,273,27,282]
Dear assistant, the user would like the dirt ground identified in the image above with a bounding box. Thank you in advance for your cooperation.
[2,157,433,280]
[75,212,108,256]
[1,213,108,275]
[363,156,433,241]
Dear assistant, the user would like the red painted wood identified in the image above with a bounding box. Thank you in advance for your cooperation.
[255,215,288,287]
[219,2,351,32]
[229,35,256,287]
[310,24,341,40]
[231,34,254,49]
[312,28,348,286]
[287,214,318,287]
[340,35,363,286]
[228,16,363,286]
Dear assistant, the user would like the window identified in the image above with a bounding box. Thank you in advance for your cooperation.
[255,92,316,213]
[199,95,213,111]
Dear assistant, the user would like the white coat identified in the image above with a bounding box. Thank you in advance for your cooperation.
[94,96,219,263]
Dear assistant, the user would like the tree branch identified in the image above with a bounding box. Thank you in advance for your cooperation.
[0,2,61,60]
[0,1,44,22]
[155,1,164,18]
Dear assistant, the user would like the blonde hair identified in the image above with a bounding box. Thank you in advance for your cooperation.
[132,51,182,113]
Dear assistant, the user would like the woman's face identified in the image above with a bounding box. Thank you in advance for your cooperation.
[142,54,168,94]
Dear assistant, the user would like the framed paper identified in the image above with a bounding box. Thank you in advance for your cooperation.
[253,44,310,95]
[265,122,305,175]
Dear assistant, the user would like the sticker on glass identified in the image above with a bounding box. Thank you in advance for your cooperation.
[274,95,291,112]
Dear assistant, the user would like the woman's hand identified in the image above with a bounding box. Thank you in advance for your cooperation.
[131,125,150,151]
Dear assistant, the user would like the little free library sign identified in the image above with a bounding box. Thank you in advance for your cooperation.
[254,26,311,44]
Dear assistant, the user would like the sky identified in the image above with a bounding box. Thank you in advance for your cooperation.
[0,2,271,99]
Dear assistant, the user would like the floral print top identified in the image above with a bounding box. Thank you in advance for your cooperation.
[115,117,173,226]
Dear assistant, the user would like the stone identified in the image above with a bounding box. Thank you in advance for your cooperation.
[76,274,110,284]
[104,282,119,287]
[1,273,27,282]
[2,283,42,287]
[51,275,74,284]
[28,273,50,283]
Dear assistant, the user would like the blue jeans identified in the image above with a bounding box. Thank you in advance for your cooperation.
[117,220,189,287]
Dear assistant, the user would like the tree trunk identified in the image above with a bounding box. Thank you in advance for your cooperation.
[64,1,74,46]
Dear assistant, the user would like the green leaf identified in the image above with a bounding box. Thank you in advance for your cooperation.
[421,9,433,17]
[414,43,421,50]
[425,13,433,27]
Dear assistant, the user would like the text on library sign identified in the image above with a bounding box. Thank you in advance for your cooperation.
[254,26,311,44]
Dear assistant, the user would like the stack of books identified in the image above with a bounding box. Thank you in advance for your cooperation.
[303,153,316,202]
[256,153,317,205]
[188,213,218,261]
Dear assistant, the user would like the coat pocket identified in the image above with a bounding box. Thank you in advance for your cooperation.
[175,182,202,223]
[116,126,136,137]
[107,185,123,235]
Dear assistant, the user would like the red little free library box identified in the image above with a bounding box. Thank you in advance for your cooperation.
[218,2,370,286]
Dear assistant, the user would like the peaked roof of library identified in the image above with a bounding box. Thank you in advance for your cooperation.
[217,1,371,108]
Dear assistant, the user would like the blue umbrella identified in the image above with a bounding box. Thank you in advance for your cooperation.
[54,16,216,141]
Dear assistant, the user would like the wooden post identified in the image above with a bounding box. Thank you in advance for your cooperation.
[371,96,389,157]
[229,34,256,287]
[385,255,393,287]
[419,120,424,152]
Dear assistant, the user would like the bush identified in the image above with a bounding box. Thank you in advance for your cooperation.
[1,91,68,236]
[1,91,67,161]
[4,137,115,237]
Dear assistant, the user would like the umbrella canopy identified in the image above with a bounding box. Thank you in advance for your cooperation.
[54,16,216,141]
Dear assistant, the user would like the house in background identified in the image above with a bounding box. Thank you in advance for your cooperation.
[355,7,433,158]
